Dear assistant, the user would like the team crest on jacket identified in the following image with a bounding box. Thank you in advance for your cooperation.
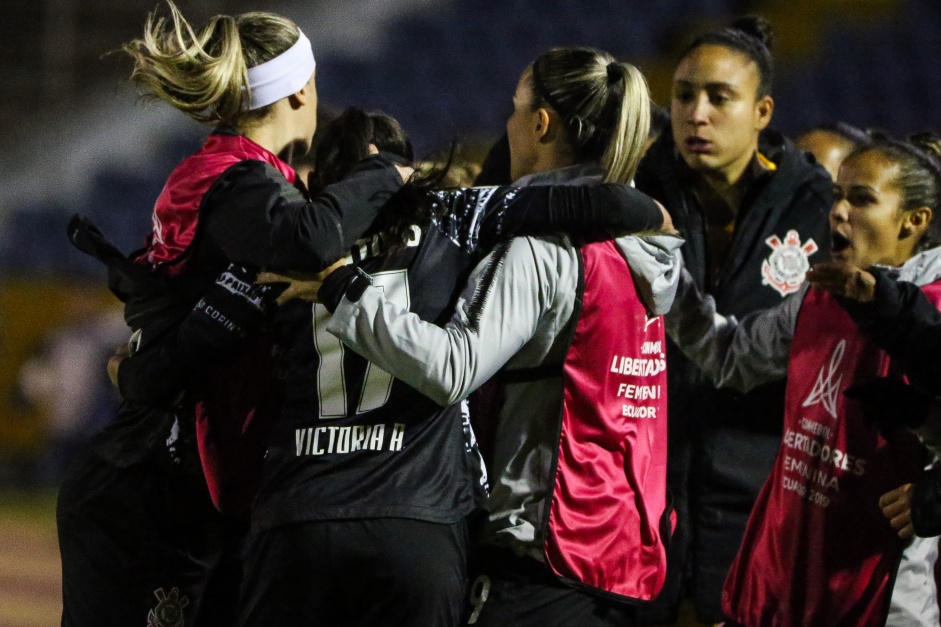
[802,339,846,419]
[761,230,818,296]
[147,586,189,627]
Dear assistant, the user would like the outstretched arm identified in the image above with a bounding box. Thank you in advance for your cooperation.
[666,267,797,392]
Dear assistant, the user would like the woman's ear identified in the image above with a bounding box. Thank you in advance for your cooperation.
[535,107,552,141]
[536,108,569,146]
[900,206,933,240]
[288,85,310,109]
[755,95,774,132]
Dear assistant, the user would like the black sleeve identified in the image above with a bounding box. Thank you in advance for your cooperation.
[433,184,663,253]
[838,272,941,392]
[912,466,941,537]
[843,376,932,433]
[117,264,273,409]
[204,153,404,272]
[486,184,663,247]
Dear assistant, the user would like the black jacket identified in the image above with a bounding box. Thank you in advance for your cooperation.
[838,271,941,394]
[634,128,833,620]
[636,128,833,430]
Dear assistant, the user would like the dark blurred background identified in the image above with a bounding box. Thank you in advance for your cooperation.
[0,0,938,623]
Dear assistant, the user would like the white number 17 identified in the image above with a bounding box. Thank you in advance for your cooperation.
[312,269,410,419]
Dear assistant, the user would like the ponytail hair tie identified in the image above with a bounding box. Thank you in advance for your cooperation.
[606,62,624,84]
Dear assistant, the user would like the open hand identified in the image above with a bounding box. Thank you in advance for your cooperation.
[257,259,347,306]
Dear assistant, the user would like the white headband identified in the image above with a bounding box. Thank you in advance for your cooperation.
[245,29,315,110]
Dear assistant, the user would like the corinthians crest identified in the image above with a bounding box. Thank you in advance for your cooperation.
[147,587,189,627]
[761,230,818,296]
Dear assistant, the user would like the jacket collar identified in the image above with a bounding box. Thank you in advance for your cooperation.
[514,162,605,187]
[882,245,941,286]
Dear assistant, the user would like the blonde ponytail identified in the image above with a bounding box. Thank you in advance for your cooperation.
[122,1,299,126]
[528,47,650,185]
[602,63,650,184]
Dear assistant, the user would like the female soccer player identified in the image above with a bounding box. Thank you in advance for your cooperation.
[310,47,681,626]
[58,4,409,625]
[111,99,669,625]
[633,17,834,621]
[667,133,941,626]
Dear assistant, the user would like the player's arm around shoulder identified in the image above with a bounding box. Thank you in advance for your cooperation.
[326,236,563,406]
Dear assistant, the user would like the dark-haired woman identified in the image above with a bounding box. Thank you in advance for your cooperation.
[633,16,834,622]
[314,47,681,626]
[668,134,941,626]
[796,121,872,181]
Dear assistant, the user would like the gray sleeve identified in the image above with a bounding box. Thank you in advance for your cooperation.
[665,267,800,392]
[325,238,555,406]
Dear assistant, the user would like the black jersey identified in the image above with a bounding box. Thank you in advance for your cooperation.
[252,223,479,531]
[251,181,668,530]
[112,181,664,523]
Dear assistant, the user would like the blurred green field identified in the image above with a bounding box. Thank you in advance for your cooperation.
[0,490,61,627]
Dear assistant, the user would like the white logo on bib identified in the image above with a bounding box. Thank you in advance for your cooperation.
[803,339,846,419]
[761,230,818,296]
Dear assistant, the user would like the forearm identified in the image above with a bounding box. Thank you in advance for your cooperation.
[117,265,269,408]
[325,240,547,406]
[431,184,664,255]
[270,160,403,269]
[207,154,403,271]
[478,184,664,248]
[666,268,795,392]
[326,288,491,406]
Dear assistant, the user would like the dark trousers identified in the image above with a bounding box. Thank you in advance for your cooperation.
[57,447,244,627]
[638,428,778,624]
[467,548,638,627]
[238,517,469,627]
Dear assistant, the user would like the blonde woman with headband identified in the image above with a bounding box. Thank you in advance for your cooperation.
[299,47,682,626]
[58,3,409,626]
